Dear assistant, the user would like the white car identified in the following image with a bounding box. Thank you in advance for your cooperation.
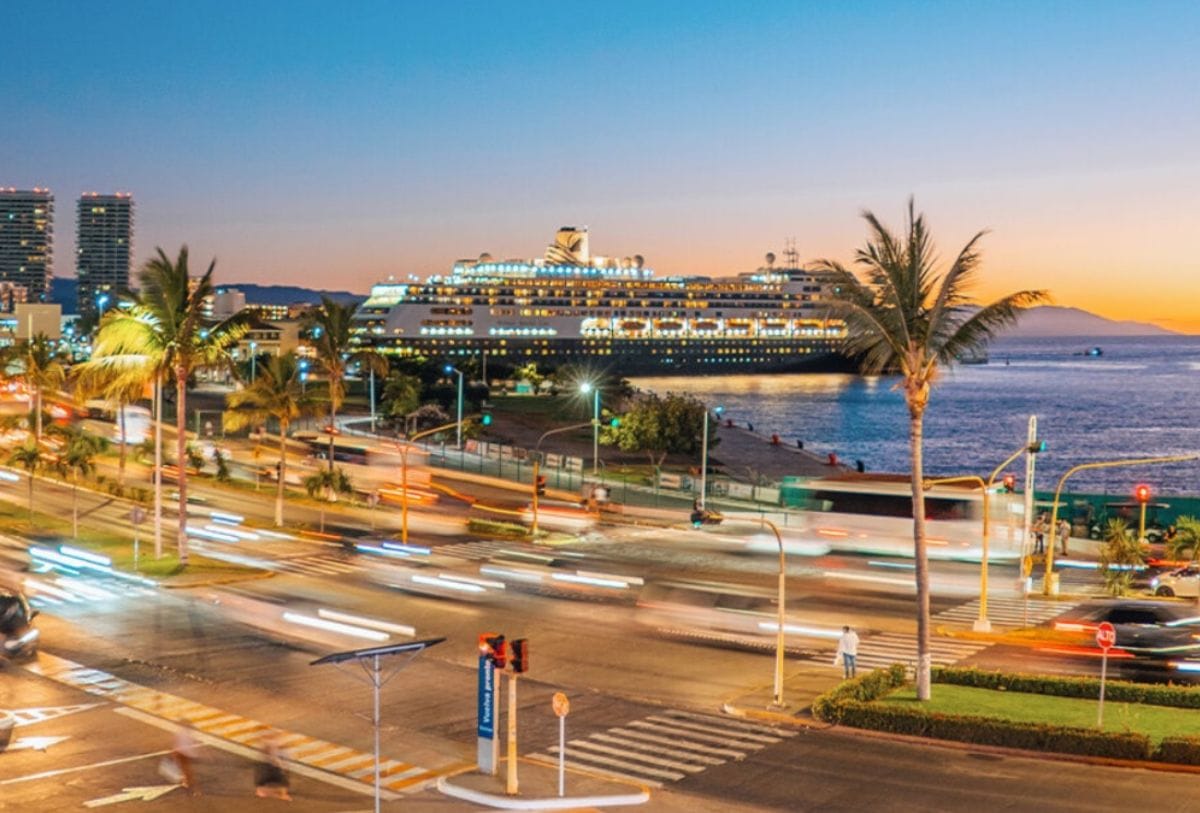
[1151,565,1200,598]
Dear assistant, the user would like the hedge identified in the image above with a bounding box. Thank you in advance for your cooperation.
[932,666,1200,709]
[811,664,906,723]
[1153,736,1200,765]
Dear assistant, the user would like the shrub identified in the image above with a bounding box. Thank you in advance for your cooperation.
[812,664,906,723]
[1155,736,1200,765]
[932,666,1200,709]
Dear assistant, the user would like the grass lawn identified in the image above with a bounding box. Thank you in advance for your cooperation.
[884,683,1200,743]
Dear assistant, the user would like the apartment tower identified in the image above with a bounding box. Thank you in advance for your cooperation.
[77,192,134,319]
[0,188,54,302]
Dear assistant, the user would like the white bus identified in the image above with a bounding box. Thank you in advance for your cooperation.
[84,400,151,444]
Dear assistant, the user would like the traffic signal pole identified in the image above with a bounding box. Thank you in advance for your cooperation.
[506,672,519,795]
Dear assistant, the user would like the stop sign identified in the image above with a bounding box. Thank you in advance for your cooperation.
[1096,621,1117,650]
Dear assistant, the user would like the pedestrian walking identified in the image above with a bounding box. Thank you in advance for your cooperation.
[1032,513,1047,555]
[834,625,859,679]
[169,721,201,795]
[254,734,292,801]
[1058,518,1071,556]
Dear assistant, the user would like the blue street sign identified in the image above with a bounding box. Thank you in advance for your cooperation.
[477,655,495,739]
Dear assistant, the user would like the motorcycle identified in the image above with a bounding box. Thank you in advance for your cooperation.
[0,590,39,661]
[690,508,724,528]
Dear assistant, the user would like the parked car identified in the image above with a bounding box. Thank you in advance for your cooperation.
[0,587,39,661]
[1151,565,1200,598]
[1054,600,1200,660]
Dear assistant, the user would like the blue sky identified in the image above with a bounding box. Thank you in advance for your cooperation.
[5,1,1200,327]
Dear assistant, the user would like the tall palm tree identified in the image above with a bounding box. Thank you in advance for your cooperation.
[4,334,67,443]
[817,199,1047,700]
[8,440,46,522]
[305,297,387,469]
[51,428,107,538]
[84,245,248,565]
[73,364,149,487]
[224,353,320,526]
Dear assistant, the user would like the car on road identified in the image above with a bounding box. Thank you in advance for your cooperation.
[0,587,39,661]
[1054,600,1200,660]
[1150,564,1200,597]
[0,709,12,750]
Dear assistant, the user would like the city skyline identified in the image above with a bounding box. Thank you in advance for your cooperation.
[5,2,1200,331]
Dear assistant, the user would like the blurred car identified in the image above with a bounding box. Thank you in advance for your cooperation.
[1150,564,1200,598]
[480,549,642,600]
[1054,600,1200,659]
[0,709,12,751]
[0,587,39,661]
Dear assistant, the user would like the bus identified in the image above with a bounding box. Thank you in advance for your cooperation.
[82,399,151,444]
[293,431,402,466]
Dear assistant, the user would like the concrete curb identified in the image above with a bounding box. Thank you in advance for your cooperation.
[720,702,832,730]
[436,775,651,810]
[158,569,276,590]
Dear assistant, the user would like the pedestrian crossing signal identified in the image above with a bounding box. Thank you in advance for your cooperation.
[536,475,547,496]
[1002,474,1016,493]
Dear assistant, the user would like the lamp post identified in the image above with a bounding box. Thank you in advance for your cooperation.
[532,422,594,535]
[580,382,600,475]
[444,364,464,450]
[721,517,786,707]
[1044,454,1200,595]
[699,405,723,511]
[96,293,110,320]
[249,341,257,384]
[926,442,1034,633]
[397,420,463,544]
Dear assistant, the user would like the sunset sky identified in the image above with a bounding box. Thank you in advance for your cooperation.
[5,2,1199,330]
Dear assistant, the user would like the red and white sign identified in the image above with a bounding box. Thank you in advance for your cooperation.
[1096,621,1117,650]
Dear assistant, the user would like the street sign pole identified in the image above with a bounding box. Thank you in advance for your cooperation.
[1096,621,1116,727]
[506,672,518,795]
[552,692,570,797]
[477,654,498,775]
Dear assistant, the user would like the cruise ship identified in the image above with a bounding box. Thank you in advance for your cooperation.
[351,228,850,375]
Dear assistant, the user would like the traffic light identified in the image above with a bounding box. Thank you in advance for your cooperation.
[1002,474,1016,493]
[481,633,506,668]
[1028,440,1048,453]
[481,410,492,427]
[535,475,547,496]
[1134,484,1152,504]
[511,638,529,673]
[610,417,620,428]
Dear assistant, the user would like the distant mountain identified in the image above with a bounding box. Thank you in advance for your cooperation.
[51,277,361,315]
[998,306,1176,338]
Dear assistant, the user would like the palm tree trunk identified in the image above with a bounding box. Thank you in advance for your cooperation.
[175,367,189,565]
[328,402,336,472]
[910,410,932,701]
[276,424,287,527]
[27,472,34,523]
[118,404,128,486]
[72,478,79,539]
[34,386,42,442]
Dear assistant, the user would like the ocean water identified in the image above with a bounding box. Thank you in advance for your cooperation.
[631,335,1200,496]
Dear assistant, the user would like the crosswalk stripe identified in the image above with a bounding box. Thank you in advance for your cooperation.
[567,738,707,773]
[628,720,764,750]
[608,727,745,759]
[550,743,686,782]
[661,710,797,737]
[527,753,664,789]
[590,733,725,766]
[643,716,781,745]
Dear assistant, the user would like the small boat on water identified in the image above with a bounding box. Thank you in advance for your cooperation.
[1073,346,1103,357]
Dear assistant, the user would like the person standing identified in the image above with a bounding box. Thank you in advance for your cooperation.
[835,625,860,679]
[171,721,201,795]
[1032,514,1047,555]
[254,734,291,800]
[1058,518,1071,556]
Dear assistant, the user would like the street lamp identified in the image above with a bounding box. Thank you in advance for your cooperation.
[397,420,462,544]
[699,405,724,511]
[444,364,464,450]
[96,292,110,319]
[580,382,600,476]
[722,517,786,707]
[1044,454,1200,595]
[249,341,258,384]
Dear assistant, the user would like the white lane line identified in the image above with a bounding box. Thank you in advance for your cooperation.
[590,733,724,766]
[0,750,172,786]
[566,739,705,774]
[114,707,396,800]
[663,710,797,736]
[628,720,758,750]
[643,716,781,744]
[548,745,684,783]
[608,727,744,758]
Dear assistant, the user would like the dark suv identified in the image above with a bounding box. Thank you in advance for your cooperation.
[1057,600,1200,660]
[0,588,38,660]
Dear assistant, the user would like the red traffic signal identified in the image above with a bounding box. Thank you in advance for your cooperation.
[479,632,506,668]
[1002,474,1016,493]
[512,638,529,673]
[535,475,547,497]
[1134,484,1152,504]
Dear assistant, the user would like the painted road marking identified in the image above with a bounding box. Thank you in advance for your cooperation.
[852,632,990,670]
[83,784,180,807]
[527,709,792,788]
[935,596,1080,628]
[0,750,172,787]
[9,703,104,726]
[23,651,456,795]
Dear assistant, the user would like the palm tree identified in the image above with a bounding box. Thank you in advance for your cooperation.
[303,466,353,533]
[84,245,248,565]
[73,366,149,486]
[1098,517,1144,596]
[8,440,46,522]
[817,199,1047,701]
[51,429,107,538]
[224,353,319,526]
[4,334,67,443]
[1166,516,1200,562]
[305,297,387,469]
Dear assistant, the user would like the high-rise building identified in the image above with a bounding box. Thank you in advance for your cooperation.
[0,188,54,302]
[77,192,134,318]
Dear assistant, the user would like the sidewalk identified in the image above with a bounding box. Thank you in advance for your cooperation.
[720,663,842,729]
[437,756,650,810]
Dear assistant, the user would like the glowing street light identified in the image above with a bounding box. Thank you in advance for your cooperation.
[444,364,464,450]
[579,382,600,475]
[249,340,258,384]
